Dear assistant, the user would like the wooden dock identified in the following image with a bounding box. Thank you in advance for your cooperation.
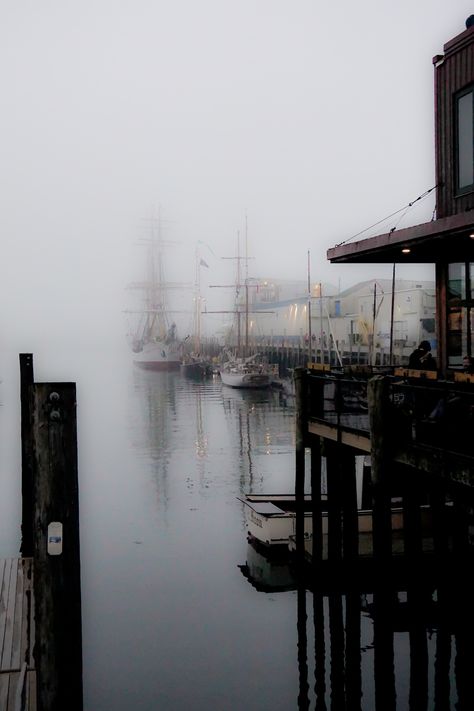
[0,558,36,710]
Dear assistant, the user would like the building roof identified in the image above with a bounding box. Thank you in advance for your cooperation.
[327,212,474,264]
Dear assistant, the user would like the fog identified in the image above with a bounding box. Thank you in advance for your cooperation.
[1,1,472,358]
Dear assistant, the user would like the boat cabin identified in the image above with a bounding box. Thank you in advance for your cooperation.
[327,17,474,377]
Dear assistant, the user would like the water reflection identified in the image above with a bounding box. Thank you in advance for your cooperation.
[291,569,474,710]
[238,540,298,593]
[237,519,474,709]
[82,368,474,710]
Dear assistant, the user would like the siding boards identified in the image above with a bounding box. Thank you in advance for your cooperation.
[436,27,474,218]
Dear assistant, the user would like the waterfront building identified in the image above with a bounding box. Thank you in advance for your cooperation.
[328,19,474,374]
[231,276,435,365]
[294,15,474,572]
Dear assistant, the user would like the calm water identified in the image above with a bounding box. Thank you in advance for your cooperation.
[0,350,471,709]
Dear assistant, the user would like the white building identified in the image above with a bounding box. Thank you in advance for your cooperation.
[233,277,435,363]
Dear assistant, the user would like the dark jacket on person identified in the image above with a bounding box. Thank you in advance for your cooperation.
[408,342,437,371]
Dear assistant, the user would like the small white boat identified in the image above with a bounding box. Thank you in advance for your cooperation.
[287,503,452,559]
[220,355,277,389]
[237,494,321,547]
[240,475,452,555]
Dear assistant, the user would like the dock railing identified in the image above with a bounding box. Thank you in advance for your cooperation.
[306,367,474,458]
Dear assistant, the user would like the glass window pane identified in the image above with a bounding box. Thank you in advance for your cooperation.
[458,92,474,188]
[448,264,469,365]
[448,263,465,302]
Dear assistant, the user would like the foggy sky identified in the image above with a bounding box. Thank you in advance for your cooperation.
[1,1,473,351]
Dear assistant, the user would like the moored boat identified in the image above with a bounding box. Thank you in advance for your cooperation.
[237,494,320,547]
[127,215,183,371]
[180,354,213,379]
[133,323,181,371]
[220,360,272,389]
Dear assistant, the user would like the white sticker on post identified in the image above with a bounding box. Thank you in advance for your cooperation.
[47,522,63,555]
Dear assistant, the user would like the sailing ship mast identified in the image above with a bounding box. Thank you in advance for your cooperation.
[207,221,273,355]
[193,245,204,354]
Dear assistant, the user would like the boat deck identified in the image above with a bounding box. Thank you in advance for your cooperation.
[0,558,36,710]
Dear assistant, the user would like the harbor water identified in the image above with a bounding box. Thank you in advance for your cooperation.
[0,348,471,709]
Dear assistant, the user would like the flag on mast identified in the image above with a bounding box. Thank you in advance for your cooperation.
[200,258,209,268]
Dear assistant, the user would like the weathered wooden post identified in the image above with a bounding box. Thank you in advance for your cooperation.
[326,441,343,562]
[402,464,423,563]
[341,449,358,562]
[368,376,393,563]
[294,368,307,565]
[31,381,83,711]
[310,443,323,566]
[20,354,35,556]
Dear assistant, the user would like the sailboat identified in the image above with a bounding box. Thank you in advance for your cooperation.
[128,218,182,371]
[180,247,213,379]
[220,353,274,388]
[219,222,275,389]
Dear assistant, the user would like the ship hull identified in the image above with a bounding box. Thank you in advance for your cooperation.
[133,341,181,371]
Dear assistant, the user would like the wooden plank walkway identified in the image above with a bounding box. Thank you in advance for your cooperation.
[0,558,36,711]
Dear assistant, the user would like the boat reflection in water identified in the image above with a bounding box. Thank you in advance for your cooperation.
[238,539,298,593]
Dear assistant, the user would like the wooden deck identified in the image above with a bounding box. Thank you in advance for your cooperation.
[0,558,36,710]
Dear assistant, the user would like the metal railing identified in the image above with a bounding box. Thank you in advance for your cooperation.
[306,369,474,456]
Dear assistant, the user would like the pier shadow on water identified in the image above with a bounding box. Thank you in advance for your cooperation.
[239,539,474,710]
[296,563,474,710]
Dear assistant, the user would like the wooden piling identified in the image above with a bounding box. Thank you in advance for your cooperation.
[294,368,307,564]
[20,354,35,557]
[326,441,343,562]
[310,443,323,565]
[368,376,393,563]
[31,381,83,711]
[341,449,358,561]
[402,471,423,562]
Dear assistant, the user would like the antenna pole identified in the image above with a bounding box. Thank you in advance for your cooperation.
[389,264,396,366]
[307,251,312,364]
[245,216,249,358]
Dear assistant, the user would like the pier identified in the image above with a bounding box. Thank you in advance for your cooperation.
[3,355,84,711]
[0,558,36,710]
[293,366,474,569]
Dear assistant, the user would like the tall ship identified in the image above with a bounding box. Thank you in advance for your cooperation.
[127,218,182,371]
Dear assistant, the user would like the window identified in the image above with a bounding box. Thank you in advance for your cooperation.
[447,262,473,365]
[455,87,474,194]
